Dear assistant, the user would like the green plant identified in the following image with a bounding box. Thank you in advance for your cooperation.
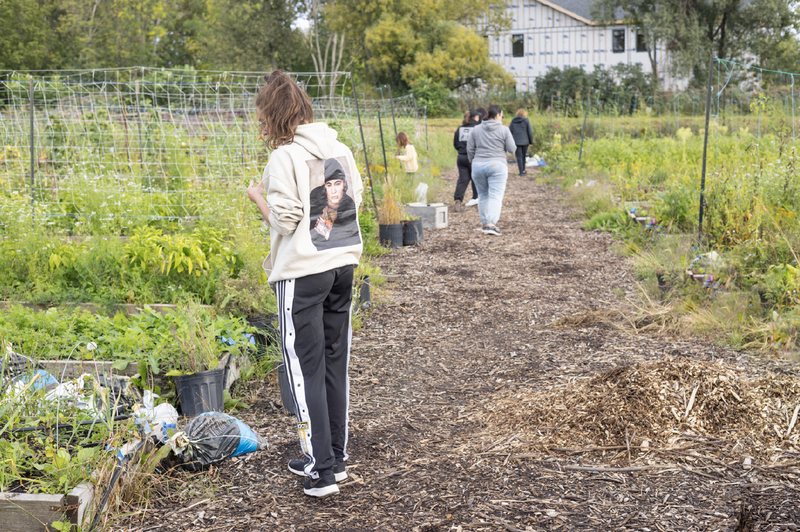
[585,210,629,233]
[214,268,275,318]
[164,302,247,376]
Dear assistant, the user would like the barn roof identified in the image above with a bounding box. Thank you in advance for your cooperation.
[538,0,757,25]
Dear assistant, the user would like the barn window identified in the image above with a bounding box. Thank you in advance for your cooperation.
[512,34,524,57]
[612,29,625,53]
[636,32,647,52]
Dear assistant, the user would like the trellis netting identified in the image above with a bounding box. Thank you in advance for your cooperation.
[0,68,422,228]
[540,63,800,153]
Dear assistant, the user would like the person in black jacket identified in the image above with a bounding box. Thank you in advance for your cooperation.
[452,109,481,212]
[509,108,534,175]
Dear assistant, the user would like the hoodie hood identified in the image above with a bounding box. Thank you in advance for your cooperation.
[481,120,504,132]
[511,116,527,125]
[291,122,340,160]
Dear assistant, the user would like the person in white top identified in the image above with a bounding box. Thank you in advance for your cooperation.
[246,71,363,499]
[394,132,418,176]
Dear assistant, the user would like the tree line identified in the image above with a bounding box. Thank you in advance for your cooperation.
[0,0,797,98]
[0,0,514,92]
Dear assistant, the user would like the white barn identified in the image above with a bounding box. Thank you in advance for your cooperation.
[488,0,686,91]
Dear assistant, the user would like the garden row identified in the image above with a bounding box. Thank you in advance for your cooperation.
[0,119,456,531]
[546,97,800,351]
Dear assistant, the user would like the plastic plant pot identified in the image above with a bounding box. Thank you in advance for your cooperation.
[174,368,225,417]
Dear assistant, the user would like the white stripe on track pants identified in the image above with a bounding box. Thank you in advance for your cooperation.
[276,265,353,479]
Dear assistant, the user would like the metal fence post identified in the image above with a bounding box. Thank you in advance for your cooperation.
[424,105,428,151]
[134,69,144,164]
[351,73,378,214]
[578,95,589,162]
[378,111,389,179]
[387,84,397,138]
[29,77,35,229]
[699,51,715,240]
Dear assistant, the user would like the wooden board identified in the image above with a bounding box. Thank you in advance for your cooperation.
[0,301,213,315]
[37,360,139,381]
[0,483,93,531]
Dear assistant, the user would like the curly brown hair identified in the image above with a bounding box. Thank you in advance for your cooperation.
[255,71,314,150]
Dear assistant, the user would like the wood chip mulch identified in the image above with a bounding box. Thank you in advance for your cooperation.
[109,166,800,532]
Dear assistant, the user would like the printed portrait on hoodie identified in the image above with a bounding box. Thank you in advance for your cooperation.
[307,157,361,251]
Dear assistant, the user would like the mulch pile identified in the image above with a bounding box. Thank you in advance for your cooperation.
[487,356,800,462]
[109,166,800,532]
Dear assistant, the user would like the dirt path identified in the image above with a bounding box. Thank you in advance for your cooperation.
[113,166,800,532]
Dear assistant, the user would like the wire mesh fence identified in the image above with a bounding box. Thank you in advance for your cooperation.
[0,68,426,231]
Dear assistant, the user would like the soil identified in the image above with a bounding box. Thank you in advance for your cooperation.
[110,166,800,532]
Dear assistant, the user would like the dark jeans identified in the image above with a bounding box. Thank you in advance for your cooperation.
[276,265,354,478]
[515,145,529,173]
[454,153,478,201]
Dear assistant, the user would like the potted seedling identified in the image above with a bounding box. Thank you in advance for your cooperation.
[378,186,404,248]
[165,304,243,417]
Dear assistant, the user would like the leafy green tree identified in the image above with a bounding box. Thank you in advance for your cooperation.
[328,0,512,90]
[408,76,453,116]
[730,0,799,72]
[199,0,306,71]
[56,0,173,68]
[0,0,70,70]
[156,0,208,68]
[399,22,513,89]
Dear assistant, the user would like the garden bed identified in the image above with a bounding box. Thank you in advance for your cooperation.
[0,483,94,532]
[0,301,214,316]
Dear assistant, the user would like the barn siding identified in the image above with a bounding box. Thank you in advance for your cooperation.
[487,1,686,91]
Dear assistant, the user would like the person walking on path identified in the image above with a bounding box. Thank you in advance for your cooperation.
[452,110,481,212]
[467,104,515,236]
[509,109,533,175]
[395,132,418,176]
[246,71,363,498]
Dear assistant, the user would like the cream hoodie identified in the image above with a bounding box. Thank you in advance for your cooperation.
[262,122,364,286]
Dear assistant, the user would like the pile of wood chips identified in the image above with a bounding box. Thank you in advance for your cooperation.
[489,357,800,460]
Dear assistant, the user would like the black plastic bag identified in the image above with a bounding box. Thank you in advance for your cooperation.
[173,412,268,471]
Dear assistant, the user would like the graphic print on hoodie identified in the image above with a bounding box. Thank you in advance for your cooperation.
[307,156,361,251]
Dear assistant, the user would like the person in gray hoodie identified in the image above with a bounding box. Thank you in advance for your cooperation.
[509,108,534,175]
[247,71,363,499]
[466,104,515,236]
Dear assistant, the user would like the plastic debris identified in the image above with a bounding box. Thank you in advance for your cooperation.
[0,341,36,391]
[414,182,428,204]
[134,390,179,443]
[45,373,109,418]
[167,411,268,471]
[15,369,59,392]
[98,375,143,415]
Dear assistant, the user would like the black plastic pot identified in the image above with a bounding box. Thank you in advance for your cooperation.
[402,219,424,246]
[379,223,403,248]
[656,273,669,294]
[276,362,296,416]
[357,275,371,309]
[246,314,279,359]
[174,368,225,417]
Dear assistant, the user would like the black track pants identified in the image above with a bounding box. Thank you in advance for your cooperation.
[276,265,354,479]
[454,154,478,201]
[515,145,529,173]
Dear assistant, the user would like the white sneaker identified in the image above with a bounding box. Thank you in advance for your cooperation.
[465,198,479,207]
